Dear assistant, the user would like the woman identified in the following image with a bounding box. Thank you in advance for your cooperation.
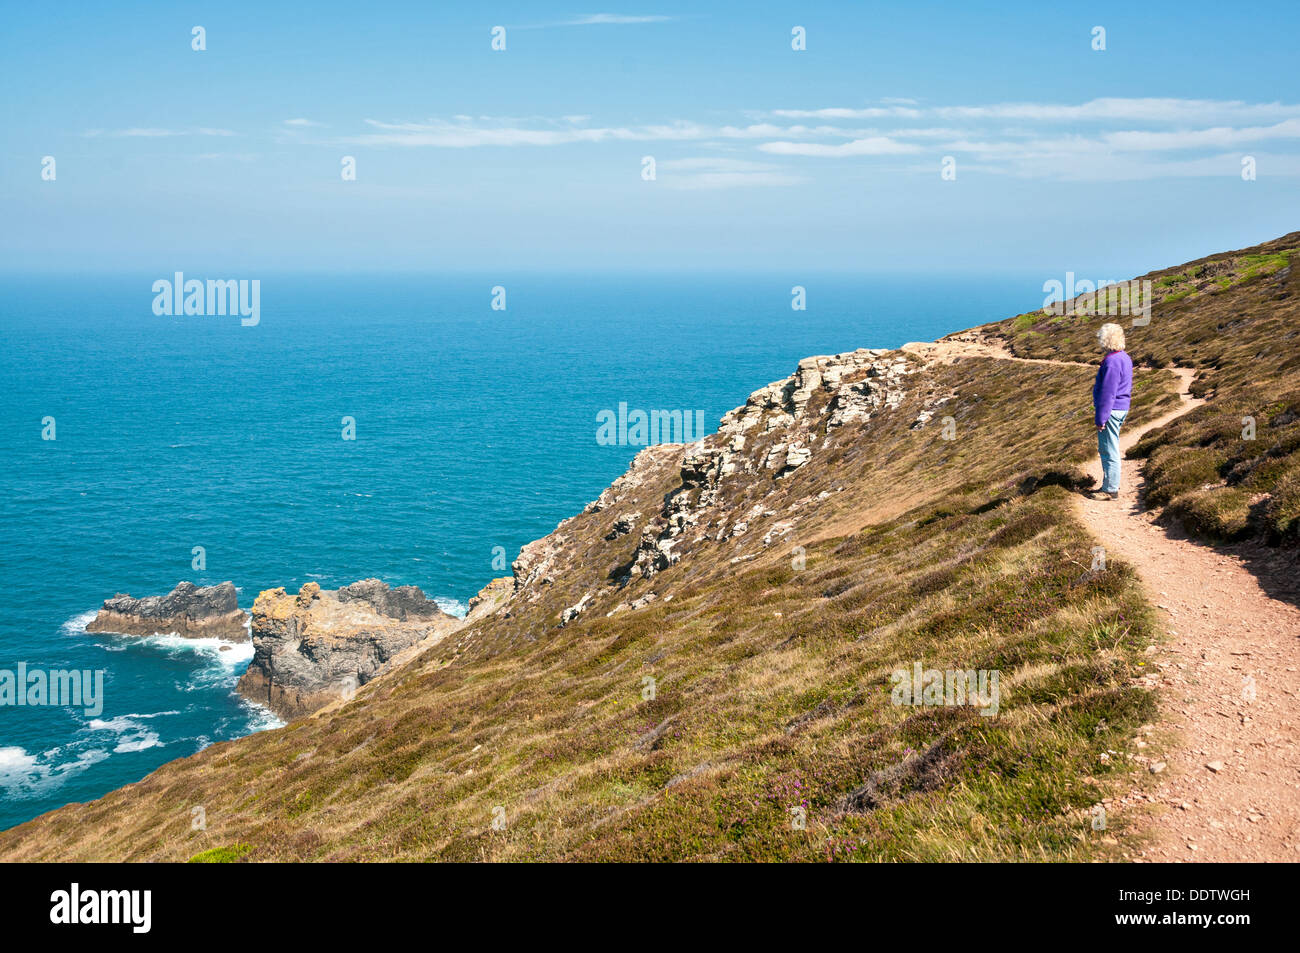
[1091,323,1133,501]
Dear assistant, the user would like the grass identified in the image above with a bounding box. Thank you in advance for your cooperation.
[994,232,1300,546]
[187,843,253,863]
[0,344,1180,861]
[3,232,1296,862]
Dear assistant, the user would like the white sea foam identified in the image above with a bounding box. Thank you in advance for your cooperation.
[59,610,99,638]
[0,747,38,791]
[85,715,164,754]
[144,632,254,666]
[238,698,284,732]
[67,608,252,662]
[0,744,109,797]
[435,597,468,619]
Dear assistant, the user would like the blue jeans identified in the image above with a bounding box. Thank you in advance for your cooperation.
[1097,409,1128,493]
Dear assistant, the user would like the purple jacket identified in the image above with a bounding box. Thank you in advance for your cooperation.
[1093,350,1133,427]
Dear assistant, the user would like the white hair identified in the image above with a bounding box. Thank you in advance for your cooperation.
[1098,323,1126,352]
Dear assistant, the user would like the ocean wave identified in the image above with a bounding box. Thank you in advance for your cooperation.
[237,698,285,733]
[144,632,254,666]
[0,745,109,797]
[59,610,99,638]
[84,715,164,754]
[435,596,468,619]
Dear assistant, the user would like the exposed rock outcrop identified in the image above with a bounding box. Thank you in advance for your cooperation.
[621,348,916,583]
[487,347,920,630]
[336,578,450,620]
[467,577,514,620]
[85,581,248,642]
[237,580,460,720]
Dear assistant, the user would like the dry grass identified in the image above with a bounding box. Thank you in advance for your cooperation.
[11,234,1297,863]
[993,231,1300,545]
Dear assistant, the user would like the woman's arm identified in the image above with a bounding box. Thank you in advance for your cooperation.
[1094,358,1118,428]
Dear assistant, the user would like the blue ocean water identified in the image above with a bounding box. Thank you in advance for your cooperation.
[0,272,1036,831]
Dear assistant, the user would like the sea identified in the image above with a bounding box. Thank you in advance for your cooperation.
[0,272,1036,831]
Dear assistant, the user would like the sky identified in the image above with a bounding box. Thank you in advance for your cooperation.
[3,0,1299,275]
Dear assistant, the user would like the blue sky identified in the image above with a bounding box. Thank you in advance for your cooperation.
[3,0,1299,274]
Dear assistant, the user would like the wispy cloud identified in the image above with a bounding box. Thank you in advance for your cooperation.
[513,12,678,30]
[564,14,674,25]
[770,98,1300,124]
[84,98,1300,182]
[759,136,921,157]
[757,97,1300,178]
[344,118,849,148]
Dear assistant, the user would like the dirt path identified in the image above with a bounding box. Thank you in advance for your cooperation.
[904,336,1300,861]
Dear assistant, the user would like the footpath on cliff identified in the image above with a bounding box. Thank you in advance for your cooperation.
[903,337,1300,862]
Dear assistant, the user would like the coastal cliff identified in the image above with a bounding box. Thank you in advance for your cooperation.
[3,232,1297,862]
[85,581,248,642]
[236,580,462,720]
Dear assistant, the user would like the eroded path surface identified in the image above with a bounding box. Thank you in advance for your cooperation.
[904,337,1300,861]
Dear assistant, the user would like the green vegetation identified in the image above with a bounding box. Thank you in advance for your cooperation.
[187,843,253,863]
[2,232,1296,862]
[997,232,1300,545]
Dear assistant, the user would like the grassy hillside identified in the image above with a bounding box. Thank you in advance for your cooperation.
[2,234,1295,862]
[994,231,1300,550]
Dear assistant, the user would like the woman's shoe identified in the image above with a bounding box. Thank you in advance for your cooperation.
[1088,490,1119,501]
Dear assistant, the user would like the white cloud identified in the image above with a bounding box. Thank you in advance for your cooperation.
[564,14,674,25]
[772,106,923,120]
[82,97,1300,183]
[753,98,1300,178]
[1102,118,1300,151]
[929,98,1300,124]
[759,136,922,157]
[772,98,1300,125]
[345,118,853,148]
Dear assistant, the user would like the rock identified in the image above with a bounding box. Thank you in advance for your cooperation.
[85,581,248,642]
[336,578,447,620]
[783,445,812,471]
[605,512,641,540]
[237,580,460,720]
[1206,760,1225,773]
[762,520,796,546]
[560,592,594,627]
[1149,761,1167,774]
[517,348,916,592]
[296,581,321,608]
[467,577,514,619]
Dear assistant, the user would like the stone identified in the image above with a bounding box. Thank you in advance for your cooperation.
[237,580,459,720]
[85,581,248,642]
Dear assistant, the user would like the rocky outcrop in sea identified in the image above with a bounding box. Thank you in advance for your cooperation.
[85,581,249,642]
[236,580,462,720]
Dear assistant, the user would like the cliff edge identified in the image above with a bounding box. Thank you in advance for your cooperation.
[236,580,462,720]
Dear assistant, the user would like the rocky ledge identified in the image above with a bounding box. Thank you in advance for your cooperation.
[85,581,249,642]
[236,580,462,720]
